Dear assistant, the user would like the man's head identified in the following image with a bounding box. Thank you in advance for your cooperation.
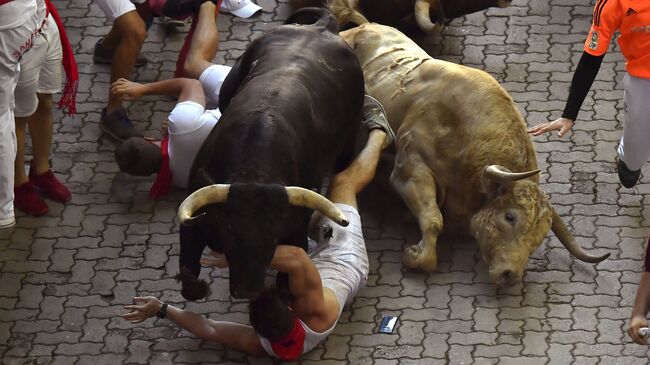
[116,137,162,176]
[249,288,296,341]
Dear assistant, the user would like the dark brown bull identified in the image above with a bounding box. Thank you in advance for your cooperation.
[290,0,512,33]
[176,8,364,300]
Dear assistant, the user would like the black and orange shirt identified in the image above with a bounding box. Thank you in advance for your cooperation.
[585,0,650,78]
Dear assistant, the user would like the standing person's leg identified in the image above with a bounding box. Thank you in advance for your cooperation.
[0,71,18,228]
[27,15,71,204]
[94,0,146,141]
[28,93,71,203]
[13,20,50,216]
[616,73,650,188]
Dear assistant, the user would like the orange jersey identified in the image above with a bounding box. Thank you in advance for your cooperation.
[584,0,650,78]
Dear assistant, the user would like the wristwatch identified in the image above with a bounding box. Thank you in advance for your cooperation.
[157,302,168,319]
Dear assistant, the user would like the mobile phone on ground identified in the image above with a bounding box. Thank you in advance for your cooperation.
[378,316,398,334]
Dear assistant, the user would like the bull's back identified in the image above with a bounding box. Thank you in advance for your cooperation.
[200,25,364,187]
[344,24,538,226]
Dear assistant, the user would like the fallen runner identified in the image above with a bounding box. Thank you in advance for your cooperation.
[110,0,232,197]
[122,102,394,361]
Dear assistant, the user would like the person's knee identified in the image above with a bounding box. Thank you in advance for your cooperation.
[36,94,53,110]
[115,12,146,45]
[183,57,201,79]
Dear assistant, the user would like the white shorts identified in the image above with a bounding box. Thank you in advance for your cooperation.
[309,204,369,308]
[14,14,62,118]
[94,0,146,22]
[167,101,221,188]
[199,64,232,107]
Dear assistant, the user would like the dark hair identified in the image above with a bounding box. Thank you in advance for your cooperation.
[115,137,162,176]
[249,287,296,341]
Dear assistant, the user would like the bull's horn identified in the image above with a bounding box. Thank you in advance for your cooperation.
[484,165,541,183]
[551,208,610,263]
[286,187,349,227]
[178,184,230,225]
[414,0,445,33]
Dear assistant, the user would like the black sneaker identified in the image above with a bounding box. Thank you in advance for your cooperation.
[362,95,395,149]
[99,108,143,142]
[616,157,641,188]
[93,40,148,68]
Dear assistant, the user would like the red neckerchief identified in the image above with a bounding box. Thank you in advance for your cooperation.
[45,0,78,115]
[269,317,306,361]
[174,0,222,78]
[149,135,173,199]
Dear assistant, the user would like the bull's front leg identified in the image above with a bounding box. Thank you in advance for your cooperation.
[390,134,442,272]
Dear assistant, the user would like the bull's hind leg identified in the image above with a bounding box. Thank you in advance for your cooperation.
[390,133,442,272]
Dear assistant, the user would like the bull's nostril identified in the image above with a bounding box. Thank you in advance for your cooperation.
[501,270,516,283]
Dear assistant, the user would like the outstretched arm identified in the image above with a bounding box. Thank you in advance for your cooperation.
[527,52,604,137]
[110,78,206,107]
[122,296,265,355]
[629,272,650,344]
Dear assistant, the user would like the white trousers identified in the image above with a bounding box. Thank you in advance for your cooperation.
[0,7,45,224]
[618,73,650,171]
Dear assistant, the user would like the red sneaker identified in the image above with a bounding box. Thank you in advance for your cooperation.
[29,170,72,203]
[14,182,49,216]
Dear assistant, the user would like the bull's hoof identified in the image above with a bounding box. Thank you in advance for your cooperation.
[402,241,437,272]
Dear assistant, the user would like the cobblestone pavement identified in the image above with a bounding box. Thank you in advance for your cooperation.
[2,0,650,364]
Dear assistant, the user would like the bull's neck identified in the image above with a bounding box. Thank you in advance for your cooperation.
[361,45,429,88]
[224,169,287,186]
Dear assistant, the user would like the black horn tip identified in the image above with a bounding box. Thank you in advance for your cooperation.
[340,219,350,227]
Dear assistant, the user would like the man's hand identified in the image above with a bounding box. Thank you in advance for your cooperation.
[528,117,574,137]
[200,251,229,268]
[628,315,649,345]
[122,296,162,324]
[110,78,146,101]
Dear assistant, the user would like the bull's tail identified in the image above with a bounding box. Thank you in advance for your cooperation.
[285,7,339,33]
[329,0,369,27]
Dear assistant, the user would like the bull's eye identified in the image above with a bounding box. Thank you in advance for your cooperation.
[505,212,516,224]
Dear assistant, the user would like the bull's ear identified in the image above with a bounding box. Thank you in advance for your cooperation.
[479,169,510,200]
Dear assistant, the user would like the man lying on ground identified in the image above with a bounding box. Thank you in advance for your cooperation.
[121,104,394,361]
[110,0,231,197]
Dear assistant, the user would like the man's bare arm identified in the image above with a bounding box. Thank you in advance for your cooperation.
[122,296,265,355]
[629,272,650,344]
[110,78,206,106]
[269,246,326,312]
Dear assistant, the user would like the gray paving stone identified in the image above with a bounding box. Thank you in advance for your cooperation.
[2,0,650,363]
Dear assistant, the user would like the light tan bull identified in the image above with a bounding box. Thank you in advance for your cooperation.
[339,24,610,285]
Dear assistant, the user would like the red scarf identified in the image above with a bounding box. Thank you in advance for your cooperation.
[269,317,306,361]
[174,0,222,78]
[45,0,78,115]
[149,135,173,199]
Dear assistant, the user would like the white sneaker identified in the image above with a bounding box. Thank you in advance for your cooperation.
[0,216,15,232]
[220,0,262,18]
